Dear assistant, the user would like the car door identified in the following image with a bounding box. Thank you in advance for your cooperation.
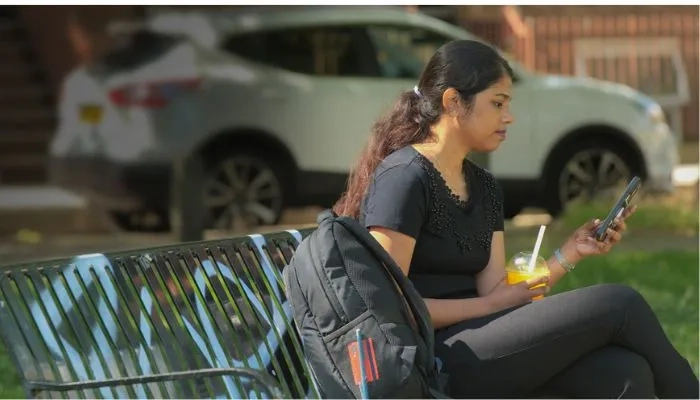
[282,25,394,174]
[218,26,384,176]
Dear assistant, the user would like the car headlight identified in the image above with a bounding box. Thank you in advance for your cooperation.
[632,95,667,125]
[645,102,667,125]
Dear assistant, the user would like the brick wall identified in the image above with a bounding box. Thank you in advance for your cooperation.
[517,6,699,141]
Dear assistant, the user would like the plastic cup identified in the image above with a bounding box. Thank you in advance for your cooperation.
[505,251,550,300]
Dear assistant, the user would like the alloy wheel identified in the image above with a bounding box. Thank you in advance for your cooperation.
[203,155,284,232]
[558,148,632,207]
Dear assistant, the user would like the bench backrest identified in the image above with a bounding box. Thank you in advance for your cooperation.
[0,229,318,399]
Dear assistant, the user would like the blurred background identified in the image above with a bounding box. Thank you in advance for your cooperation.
[0,4,696,248]
[0,5,697,394]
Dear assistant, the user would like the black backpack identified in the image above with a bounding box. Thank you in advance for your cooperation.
[282,210,449,399]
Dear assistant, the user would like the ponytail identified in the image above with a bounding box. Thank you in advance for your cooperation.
[333,89,436,219]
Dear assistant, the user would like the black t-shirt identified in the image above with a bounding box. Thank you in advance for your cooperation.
[360,145,505,300]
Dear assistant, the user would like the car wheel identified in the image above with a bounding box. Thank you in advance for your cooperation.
[544,140,638,217]
[202,151,288,231]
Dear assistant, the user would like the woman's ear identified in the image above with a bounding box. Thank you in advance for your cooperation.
[441,88,461,117]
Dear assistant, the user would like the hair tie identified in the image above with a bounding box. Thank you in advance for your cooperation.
[413,85,422,98]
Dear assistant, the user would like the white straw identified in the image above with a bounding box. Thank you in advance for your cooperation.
[529,225,547,271]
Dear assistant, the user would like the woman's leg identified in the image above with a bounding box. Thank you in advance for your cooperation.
[533,345,655,399]
[434,283,698,399]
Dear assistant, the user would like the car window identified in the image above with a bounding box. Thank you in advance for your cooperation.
[366,26,451,79]
[366,25,522,83]
[222,27,380,77]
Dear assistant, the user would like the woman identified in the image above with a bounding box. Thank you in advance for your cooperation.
[333,40,698,399]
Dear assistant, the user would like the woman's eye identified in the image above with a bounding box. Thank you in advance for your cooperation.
[493,102,503,109]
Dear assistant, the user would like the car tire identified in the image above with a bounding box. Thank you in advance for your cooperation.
[201,149,290,231]
[543,139,640,218]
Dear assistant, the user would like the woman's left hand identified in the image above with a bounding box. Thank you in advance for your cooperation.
[564,205,637,261]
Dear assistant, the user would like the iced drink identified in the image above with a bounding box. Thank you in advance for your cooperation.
[505,251,550,300]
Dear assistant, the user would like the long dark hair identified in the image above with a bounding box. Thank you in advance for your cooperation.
[333,39,514,219]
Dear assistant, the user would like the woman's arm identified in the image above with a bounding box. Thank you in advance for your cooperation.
[474,231,507,297]
[544,243,581,286]
[370,227,497,329]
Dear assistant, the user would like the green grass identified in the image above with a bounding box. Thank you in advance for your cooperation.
[0,346,22,398]
[0,251,697,397]
[557,196,699,235]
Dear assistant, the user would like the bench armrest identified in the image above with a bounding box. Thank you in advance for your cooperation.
[26,367,285,398]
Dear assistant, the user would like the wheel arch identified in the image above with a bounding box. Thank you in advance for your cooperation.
[539,124,648,188]
[538,124,648,216]
[192,126,300,193]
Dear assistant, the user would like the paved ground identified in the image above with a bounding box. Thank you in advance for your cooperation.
[680,141,699,163]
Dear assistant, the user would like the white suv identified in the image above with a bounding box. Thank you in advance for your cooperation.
[49,6,678,231]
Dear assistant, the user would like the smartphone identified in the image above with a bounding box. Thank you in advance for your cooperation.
[594,176,642,241]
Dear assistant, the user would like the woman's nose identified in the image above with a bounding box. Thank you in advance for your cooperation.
[503,111,514,125]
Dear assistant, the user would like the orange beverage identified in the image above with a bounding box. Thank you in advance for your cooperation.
[505,251,550,300]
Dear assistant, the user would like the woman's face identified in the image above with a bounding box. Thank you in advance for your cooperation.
[455,75,514,153]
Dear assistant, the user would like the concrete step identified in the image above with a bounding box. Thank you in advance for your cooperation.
[0,129,51,147]
[0,186,111,235]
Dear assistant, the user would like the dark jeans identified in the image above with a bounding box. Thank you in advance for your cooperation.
[435,284,699,399]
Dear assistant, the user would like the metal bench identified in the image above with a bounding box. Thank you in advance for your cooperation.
[0,228,321,399]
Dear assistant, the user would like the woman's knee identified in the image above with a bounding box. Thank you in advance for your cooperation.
[613,349,656,398]
[582,283,649,309]
[549,346,656,398]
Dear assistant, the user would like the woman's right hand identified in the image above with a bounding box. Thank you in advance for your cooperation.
[485,276,550,312]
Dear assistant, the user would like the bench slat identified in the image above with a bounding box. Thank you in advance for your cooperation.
[223,236,312,398]
[29,266,120,400]
[0,229,319,399]
[116,255,188,398]
[85,258,164,398]
[249,234,311,397]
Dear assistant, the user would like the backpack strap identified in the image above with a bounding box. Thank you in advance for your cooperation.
[335,217,435,358]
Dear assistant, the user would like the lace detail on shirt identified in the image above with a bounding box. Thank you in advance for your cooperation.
[414,154,501,254]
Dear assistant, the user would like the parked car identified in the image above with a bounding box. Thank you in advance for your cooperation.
[49,6,678,232]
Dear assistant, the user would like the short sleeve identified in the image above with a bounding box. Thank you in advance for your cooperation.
[493,178,505,232]
[362,163,428,239]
